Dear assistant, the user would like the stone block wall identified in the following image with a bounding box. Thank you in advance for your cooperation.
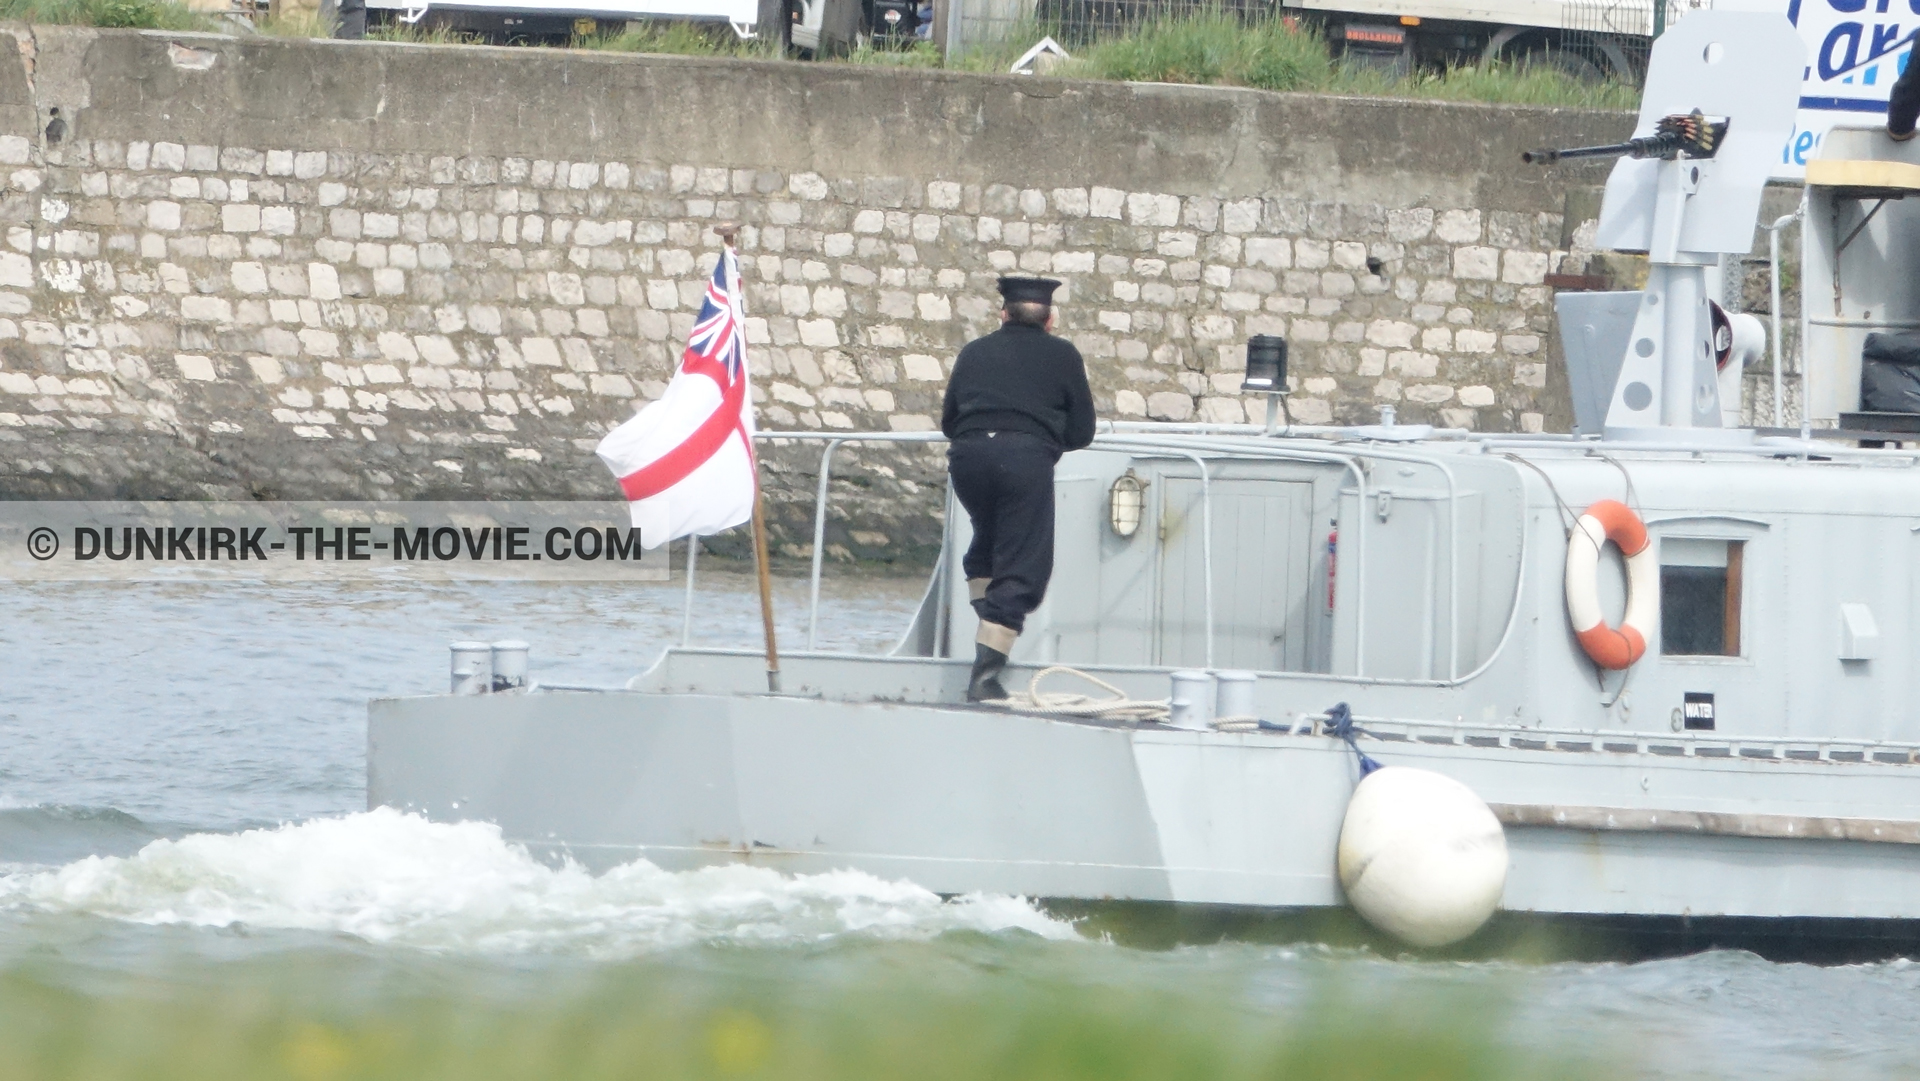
[0,27,1632,562]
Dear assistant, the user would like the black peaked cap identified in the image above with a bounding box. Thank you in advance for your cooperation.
[997,276,1062,305]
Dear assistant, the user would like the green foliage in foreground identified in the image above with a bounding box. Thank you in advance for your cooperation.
[0,0,212,30]
[0,957,1606,1081]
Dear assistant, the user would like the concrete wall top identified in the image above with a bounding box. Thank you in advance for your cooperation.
[22,27,1629,213]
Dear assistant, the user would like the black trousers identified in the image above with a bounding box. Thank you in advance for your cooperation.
[333,0,367,38]
[948,431,1057,635]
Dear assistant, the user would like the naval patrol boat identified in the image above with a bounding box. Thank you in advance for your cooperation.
[369,12,1920,956]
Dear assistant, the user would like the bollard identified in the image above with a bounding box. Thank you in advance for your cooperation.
[450,641,493,695]
[1168,670,1214,731]
[491,640,530,692]
[1215,670,1257,720]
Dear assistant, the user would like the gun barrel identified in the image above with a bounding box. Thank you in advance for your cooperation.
[1525,114,1724,166]
[1521,141,1640,165]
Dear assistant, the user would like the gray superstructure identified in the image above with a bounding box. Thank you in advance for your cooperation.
[368,12,1920,951]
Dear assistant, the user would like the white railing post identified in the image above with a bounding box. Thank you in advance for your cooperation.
[681,533,699,647]
[807,439,843,650]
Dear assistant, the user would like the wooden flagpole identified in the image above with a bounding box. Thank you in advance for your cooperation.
[717,222,781,694]
[751,484,781,694]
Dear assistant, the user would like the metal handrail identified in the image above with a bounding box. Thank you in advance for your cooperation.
[1115,434,1475,680]
[1470,436,1920,464]
[790,432,947,649]
[806,439,841,650]
[1114,445,1214,668]
[1095,436,1374,674]
[1764,200,1805,429]
[692,428,1518,680]
[678,431,946,654]
[1300,710,1920,762]
[681,531,697,647]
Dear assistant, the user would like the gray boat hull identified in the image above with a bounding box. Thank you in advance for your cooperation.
[370,655,1920,925]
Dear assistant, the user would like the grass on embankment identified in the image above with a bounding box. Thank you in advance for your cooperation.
[0,1,1638,111]
[0,0,213,30]
[575,18,783,59]
[836,12,1639,110]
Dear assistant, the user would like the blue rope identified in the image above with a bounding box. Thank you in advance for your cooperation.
[1323,702,1383,776]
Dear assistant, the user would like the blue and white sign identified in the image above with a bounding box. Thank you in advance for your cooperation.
[1778,0,1915,176]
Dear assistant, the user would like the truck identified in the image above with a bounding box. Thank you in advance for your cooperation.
[786,0,929,54]
[362,0,772,44]
[1281,0,1711,81]
[361,0,921,50]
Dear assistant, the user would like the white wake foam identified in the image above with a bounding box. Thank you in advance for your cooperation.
[0,808,1079,956]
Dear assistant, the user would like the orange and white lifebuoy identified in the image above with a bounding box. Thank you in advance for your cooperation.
[1564,499,1657,670]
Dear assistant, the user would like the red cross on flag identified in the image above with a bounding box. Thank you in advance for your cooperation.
[596,246,757,548]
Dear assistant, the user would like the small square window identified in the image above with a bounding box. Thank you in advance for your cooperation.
[1660,538,1743,656]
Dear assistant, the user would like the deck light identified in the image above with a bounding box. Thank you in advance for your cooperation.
[1109,469,1147,538]
[1242,334,1287,393]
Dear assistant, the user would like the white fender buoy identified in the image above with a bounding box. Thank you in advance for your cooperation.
[1336,766,1508,948]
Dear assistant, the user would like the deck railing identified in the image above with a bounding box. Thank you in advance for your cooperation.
[673,429,1222,661]
[677,430,946,651]
[675,422,1917,679]
[677,423,1508,679]
[678,425,1387,676]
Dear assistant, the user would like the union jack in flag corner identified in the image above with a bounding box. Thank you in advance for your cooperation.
[596,247,757,548]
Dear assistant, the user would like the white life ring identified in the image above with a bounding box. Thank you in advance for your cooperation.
[1565,499,1657,670]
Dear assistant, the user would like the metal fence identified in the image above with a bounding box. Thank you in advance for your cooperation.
[945,0,1281,51]
[952,0,1697,69]
[1031,0,1277,45]
[1559,0,1710,79]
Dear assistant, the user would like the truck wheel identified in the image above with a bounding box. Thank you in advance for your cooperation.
[1519,43,1605,82]
[1483,27,1620,82]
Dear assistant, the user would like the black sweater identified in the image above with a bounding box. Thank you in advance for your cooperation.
[940,324,1097,453]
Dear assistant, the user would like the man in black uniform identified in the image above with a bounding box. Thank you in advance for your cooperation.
[942,277,1097,702]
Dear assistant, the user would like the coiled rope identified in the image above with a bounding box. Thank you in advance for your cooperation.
[984,670,1385,773]
[987,666,1171,722]
[987,666,1304,733]
[1211,714,1292,732]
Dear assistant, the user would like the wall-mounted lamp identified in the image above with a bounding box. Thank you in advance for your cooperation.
[1109,469,1148,538]
[1242,334,1291,434]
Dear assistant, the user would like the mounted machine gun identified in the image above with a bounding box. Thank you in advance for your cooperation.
[1523,110,1729,165]
[1523,13,1801,441]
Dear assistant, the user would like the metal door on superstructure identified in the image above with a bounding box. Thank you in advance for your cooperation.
[1155,476,1315,671]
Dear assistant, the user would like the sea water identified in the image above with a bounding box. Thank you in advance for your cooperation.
[2,575,1918,1080]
